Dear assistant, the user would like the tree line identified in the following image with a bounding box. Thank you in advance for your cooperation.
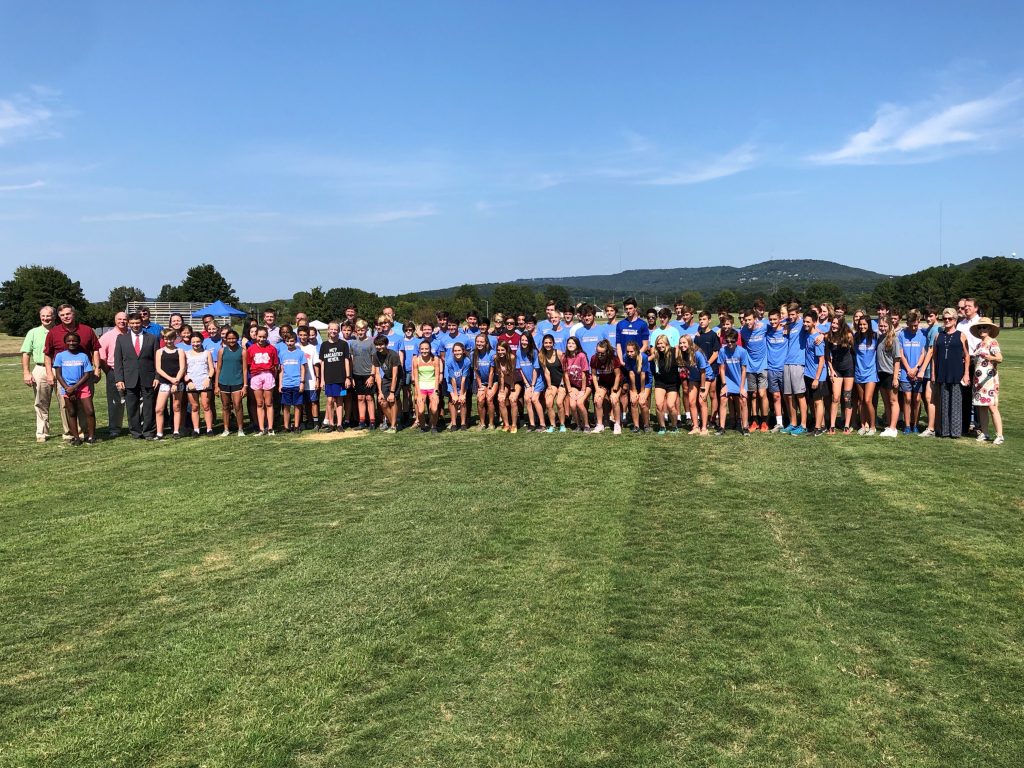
[2,257,1022,337]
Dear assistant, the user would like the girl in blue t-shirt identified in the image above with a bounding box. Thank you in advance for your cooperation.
[53,331,96,445]
[471,334,496,430]
[445,342,472,431]
[516,334,546,431]
[852,316,879,435]
[678,335,710,435]
[622,341,650,433]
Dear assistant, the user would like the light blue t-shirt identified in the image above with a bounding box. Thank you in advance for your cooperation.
[897,328,929,383]
[719,345,750,394]
[855,335,879,384]
[473,349,495,385]
[802,331,826,381]
[444,355,473,392]
[535,324,570,353]
[670,320,700,337]
[397,336,420,372]
[785,319,806,366]
[435,332,465,360]
[53,350,93,391]
[739,321,767,373]
[278,347,306,388]
[515,348,545,391]
[649,326,680,351]
[765,325,788,372]
[202,337,222,363]
[573,325,605,359]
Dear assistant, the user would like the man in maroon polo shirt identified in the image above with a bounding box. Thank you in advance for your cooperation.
[44,304,101,441]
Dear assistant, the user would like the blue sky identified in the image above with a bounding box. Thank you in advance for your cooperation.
[1,1,1022,300]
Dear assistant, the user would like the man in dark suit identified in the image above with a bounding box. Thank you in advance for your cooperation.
[114,312,159,439]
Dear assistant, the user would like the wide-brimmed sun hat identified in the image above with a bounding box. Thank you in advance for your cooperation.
[970,317,1000,338]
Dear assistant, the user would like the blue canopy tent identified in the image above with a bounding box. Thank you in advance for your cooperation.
[191,300,247,318]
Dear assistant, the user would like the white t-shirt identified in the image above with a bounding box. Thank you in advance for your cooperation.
[300,343,320,389]
[957,315,981,356]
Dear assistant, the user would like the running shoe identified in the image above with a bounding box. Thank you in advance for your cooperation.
[790,426,805,436]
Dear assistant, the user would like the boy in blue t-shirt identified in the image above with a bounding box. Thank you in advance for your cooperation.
[53,331,96,444]
[801,312,827,435]
[277,333,309,432]
[896,309,932,433]
[739,309,769,431]
[764,311,788,431]
[615,297,649,362]
[717,329,750,435]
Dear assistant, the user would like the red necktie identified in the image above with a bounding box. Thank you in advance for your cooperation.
[134,335,141,355]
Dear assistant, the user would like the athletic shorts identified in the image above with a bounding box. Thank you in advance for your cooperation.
[303,389,319,404]
[832,367,854,379]
[219,383,243,394]
[159,381,186,393]
[353,375,373,395]
[250,372,275,390]
[783,364,805,395]
[281,387,303,406]
[61,385,93,399]
[804,377,826,401]
[746,370,768,392]
[324,382,347,398]
[878,372,894,390]
[767,369,784,394]
[899,379,925,394]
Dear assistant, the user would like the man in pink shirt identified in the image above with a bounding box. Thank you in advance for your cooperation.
[99,312,129,437]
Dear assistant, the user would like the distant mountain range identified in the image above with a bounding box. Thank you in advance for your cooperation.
[417,259,892,301]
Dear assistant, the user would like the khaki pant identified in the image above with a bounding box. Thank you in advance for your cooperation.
[31,365,53,439]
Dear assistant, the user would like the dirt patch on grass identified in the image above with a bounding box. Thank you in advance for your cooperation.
[301,430,368,441]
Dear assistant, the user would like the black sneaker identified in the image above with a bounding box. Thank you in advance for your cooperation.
[813,428,826,437]
[430,427,438,434]
[630,425,640,434]
[714,427,725,436]
[323,424,334,433]
[172,432,181,440]
[742,428,751,436]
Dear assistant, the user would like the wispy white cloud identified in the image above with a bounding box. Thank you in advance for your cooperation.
[810,80,1024,165]
[0,88,62,145]
[529,134,759,189]
[297,204,439,227]
[0,180,46,192]
[642,142,759,185]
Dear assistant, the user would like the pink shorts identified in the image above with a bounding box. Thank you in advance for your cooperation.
[250,372,276,390]
[62,385,93,399]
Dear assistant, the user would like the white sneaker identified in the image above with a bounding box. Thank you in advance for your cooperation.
[865,428,877,436]
[993,435,1005,445]
[857,426,867,435]
[221,430,230,437]
[613,423,622,435]
[593,423,605,434]
[919,428,935,437]
[770,424,782,433]
[880,427,898,438]
[976,432,988,443]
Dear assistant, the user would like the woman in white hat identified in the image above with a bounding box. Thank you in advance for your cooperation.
[970,318,1003,445]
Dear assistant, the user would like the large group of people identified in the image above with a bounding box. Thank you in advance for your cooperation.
[20,295,1006,445]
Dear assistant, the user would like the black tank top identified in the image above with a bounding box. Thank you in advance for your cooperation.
[543,356,563,387]
[159,347,181,381]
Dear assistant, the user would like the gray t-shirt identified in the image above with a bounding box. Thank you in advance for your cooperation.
[349,338,375,376]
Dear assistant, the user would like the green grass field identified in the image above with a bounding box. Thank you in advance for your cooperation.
[2,333,1022,767]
